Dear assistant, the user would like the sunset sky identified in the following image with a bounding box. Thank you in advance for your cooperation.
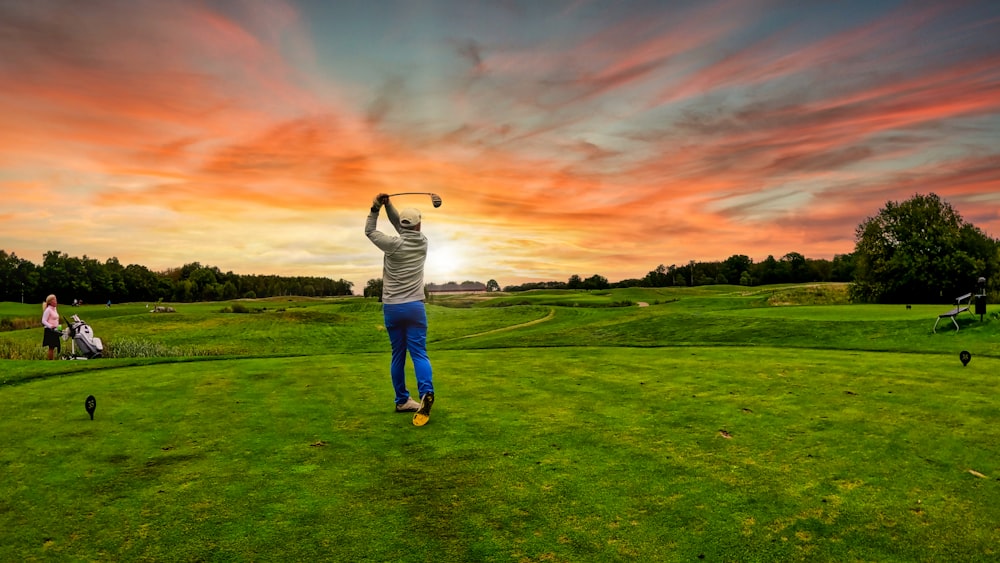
[2,0,999,291]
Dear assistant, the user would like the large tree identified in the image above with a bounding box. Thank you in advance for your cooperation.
[721,254,752,284]
[643,264,670,287]
[364,278,383,299]
[0,250,21,302]
[850,193,999,303]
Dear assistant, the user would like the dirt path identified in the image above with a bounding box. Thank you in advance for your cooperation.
[440,307,556,342]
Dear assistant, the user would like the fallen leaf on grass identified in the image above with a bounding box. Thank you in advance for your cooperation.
[968,469,987,478]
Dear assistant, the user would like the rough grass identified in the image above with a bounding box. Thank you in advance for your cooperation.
[103,337,230,358]
[0,339,47,360]
[0,316,38,331]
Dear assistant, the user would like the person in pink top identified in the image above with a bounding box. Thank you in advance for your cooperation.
[41,294,61,360]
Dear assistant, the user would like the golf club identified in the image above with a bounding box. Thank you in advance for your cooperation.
[386,192,442,208]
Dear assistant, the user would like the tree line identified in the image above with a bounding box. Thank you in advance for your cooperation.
[501,252,856,292]
[0,250,354,305]
[4,194,997,306]
[501,193,999,304]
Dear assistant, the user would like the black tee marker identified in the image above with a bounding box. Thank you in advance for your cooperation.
[85,395,96,420]
[960,351,972,367]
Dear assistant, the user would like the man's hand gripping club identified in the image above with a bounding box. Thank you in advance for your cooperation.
[370,193,389,213]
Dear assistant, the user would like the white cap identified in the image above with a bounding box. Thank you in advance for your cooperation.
[399,207,421,228]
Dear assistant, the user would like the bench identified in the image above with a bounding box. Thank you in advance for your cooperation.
[933,292,974,332]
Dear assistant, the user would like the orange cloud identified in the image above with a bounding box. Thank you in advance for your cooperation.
[1,0,998,288]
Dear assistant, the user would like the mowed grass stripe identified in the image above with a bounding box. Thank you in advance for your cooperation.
[2,347,998,561]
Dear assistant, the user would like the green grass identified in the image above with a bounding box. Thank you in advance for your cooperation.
[2,286,999,561]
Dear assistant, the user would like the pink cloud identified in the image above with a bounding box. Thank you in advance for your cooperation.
[1,0,997,285]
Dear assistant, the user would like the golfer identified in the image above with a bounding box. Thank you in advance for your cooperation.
[365,193,435,426]
[41,294,61,360]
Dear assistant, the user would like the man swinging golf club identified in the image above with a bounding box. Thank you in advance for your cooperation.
[365,193,435,426]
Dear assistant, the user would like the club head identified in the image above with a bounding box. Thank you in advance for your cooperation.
[431,194,442,208]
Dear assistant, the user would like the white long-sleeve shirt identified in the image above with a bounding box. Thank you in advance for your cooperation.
[365,202,428,304]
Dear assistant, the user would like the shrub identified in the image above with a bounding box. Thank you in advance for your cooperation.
[220,303,250,314]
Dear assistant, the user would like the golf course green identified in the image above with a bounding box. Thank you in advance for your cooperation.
[1,284,998,561]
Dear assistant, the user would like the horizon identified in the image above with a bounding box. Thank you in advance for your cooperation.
[0,246,854,294]
[2,0,999,292]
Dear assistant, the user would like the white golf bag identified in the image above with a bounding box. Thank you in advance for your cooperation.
[64,314,103,359]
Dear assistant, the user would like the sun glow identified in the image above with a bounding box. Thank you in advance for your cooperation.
[425,239,469,283]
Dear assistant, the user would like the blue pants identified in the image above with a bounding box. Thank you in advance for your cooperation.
[383,301,434,405]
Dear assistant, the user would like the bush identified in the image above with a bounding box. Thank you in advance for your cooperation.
[220,303,250,314]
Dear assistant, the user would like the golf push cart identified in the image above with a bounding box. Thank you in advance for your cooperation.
[60,314,104,359]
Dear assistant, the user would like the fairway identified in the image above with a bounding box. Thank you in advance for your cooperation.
[2,288,999,562]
